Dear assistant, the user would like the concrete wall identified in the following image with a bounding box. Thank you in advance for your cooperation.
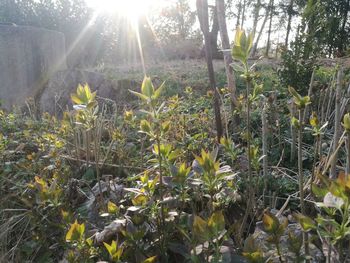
[0,25,67,110]
[40,69,139,116]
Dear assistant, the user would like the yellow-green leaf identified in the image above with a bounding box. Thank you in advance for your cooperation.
[208,211,225,235]
[234,28,244,46]
[124,110,133,121]
[71,84,96,106]
[294,213,316,232]
[66,220,84,242]
[129,90,149,101]
[262,213,279,234]
[342,113,350,131]
[193,215,209,243]
[71,93,83,105]
[311,184,328,198]
[161,121,171,133]
[104,240,117,255]
[310,112,319,127]
[142,256,157,263]
[246,31,254,54]
[86,237,93,246]
[153,81,165,100]
[141,76,154,97]
[243,235,264,263]
[140,120,152,133]
[288,86,301,101]
[220,137,229,148]
[132,194,148,206]
[108,201,119,214]
[232,28,252,63]
[291,117,300,128]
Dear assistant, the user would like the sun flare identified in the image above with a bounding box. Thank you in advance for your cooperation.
[87,0,156,23]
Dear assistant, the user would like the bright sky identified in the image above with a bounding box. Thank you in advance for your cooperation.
[84,0,296,48]
[85,0,170,15]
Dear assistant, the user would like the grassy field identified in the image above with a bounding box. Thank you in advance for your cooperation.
[90,58,279,98]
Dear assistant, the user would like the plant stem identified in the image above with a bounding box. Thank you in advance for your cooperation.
[262,100,268,203]
[298,108,309,261]
[239,75,254,244]
[311,134,320,182]
[85,130,90,166]
[246,80,253,201]
[157,135,164,203]
[156,128,167,261]
[94,123,104,206]
[347,131,350,177]
[290,102,297,163]
[275,241,283,263]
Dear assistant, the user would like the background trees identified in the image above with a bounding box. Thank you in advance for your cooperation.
[1,0,350,67]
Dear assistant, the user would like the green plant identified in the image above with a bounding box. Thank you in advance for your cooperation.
[70,84,98,129]
[343,113,350,175]
[191,211,226,262]
[65,220,97,263]
[231,27,256,243]
[130,76,171,259]
[289,86,311,259]
[194,149,226,212]
[242,235,265,263]
[104,240,124,262]
[261,212,287,262]
[220,136,241,167]
[306,112,328,180]
[291,170,350,261]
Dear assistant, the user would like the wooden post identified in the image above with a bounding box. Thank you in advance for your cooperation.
[216,0,239,129]
[331,67,343,179]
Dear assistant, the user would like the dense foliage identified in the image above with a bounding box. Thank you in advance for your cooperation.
[1,1,350,262]
[1,29,350,262]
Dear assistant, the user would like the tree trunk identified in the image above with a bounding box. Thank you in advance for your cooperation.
[209,6,220,59]
[216,0,239,127]
[251,0,271,58]
[236,0,242,28]
[265,0,274,57]
[339,0,350,55]
[252,0,262,37]
[197,0,223,141]
[241,0,247,28]
[284,0,294,48]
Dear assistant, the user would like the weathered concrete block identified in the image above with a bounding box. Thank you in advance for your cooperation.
[40,69,142,116]
[0,25,67,110]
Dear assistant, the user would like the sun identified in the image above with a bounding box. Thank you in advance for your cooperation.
[86,0,165,74]
[87,0,153,23]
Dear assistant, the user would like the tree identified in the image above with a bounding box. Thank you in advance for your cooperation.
[251,0,262,38]
[0,0,36,25]
[300,0,350,56]
[251,0,272,57]
[152,0,197,44]
[235,0,242,28]
[216,0,239,126]
[196,0,224,141]
[284,0,296,47]
[209,5,221,58]
[265,0,275,56]
[240,0,247,28]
